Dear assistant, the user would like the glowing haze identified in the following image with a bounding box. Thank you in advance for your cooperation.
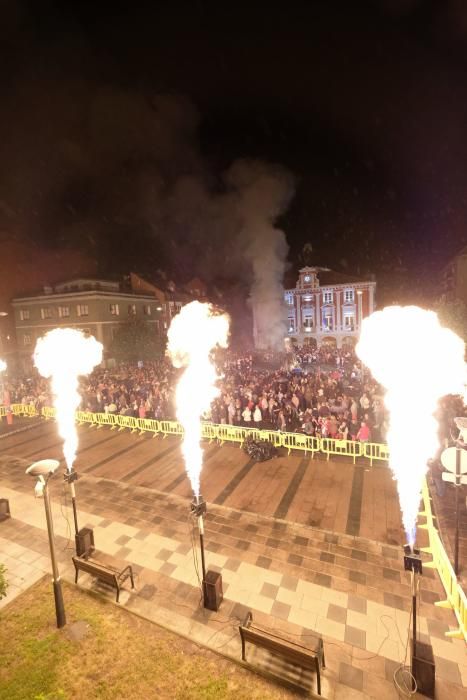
[34,328,103,471]
[0,359,6,373]
[357,306,466,545]
[168,301,230,498]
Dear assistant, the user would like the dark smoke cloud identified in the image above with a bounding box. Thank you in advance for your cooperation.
[0,74,295,344]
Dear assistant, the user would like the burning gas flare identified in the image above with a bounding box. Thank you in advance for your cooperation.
[0,359,6,373]
[357,306,466,545]
[168,301,230,498]
[34,329,103,471]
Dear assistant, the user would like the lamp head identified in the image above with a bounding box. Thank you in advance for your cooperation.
[26,459,60,477]
[454,416,467,443]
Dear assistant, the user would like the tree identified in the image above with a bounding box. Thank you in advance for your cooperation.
[109,320,166,362]
[0,563,8,600]
[435,299,467,343]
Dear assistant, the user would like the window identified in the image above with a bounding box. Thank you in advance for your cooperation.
[58,306,70,318]
[303,315,314,331]
[323,291,333,304]
[322,309,333,330]
[344,313,355,331]
[128,304,136,315]
[143,304,152,316]
[284,292,294,305]
[19,309,30,321]
[344,289,354,303]
[109,304,119,316]
[40,307,53,319]
[23,334,31,346]
[77,304,89,317]
[288,316,296,333]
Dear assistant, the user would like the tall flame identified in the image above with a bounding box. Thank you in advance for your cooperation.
[34,328,103,471]
[0,359,6,373]
[357,306,466,544]
[167,301,230,498]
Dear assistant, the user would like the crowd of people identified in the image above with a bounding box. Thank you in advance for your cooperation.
[2,345,463,446]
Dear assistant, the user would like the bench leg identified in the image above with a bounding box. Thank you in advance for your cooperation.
[116,585,120,604]
[241,635,246,661]
[74,570,79,584]
[130,569,135,589]
[315,658,321,696]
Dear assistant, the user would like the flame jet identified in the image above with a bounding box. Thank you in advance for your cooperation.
[34,328,103,471]
[168,301,230,498]
[357,306,465,545]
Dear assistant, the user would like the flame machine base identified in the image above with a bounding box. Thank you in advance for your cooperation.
[404,544,435,697]
[191,496,223,612]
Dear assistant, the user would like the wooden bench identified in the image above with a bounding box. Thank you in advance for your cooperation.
[239,611,325,696]
[72,555,135,603]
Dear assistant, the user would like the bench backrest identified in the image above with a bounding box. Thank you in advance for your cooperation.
[241,626,317,665]
[72,557,118,586]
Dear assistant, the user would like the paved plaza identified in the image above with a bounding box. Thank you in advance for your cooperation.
[0,419,466,698]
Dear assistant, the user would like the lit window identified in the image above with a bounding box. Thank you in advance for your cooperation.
[144,305,152,316]
[77,304,89,317]
[40,307,53,319]
[344,314,355,331]
[128,304,137,315]
[58,306,70,318]
[344,289,354,303]
[23,334,31,346]
[303,316,313,331]
[109,304,119,316]
[323,291,333,304]
[19,309,30,321]
[284,293,294,305]
[288,316,296,333]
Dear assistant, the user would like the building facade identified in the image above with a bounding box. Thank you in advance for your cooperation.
[439,246,467,305]
[12,278,162,368]
[254,266,375,349]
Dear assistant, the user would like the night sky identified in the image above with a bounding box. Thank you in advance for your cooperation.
[1,0,467,305]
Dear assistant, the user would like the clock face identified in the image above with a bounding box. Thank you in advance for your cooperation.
[304,275,311,282]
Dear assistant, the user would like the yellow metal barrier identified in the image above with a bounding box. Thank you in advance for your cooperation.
[11,404,38,417]
[137,418,160,437]
[42,406,57,420]
[282,433,319,457]
[420,479,467,642]
[75,410,94,426]
[116,415,140,433]
[93,413,119,430]
[363,442,390,467]
[158,420,184,438]
[258,429,283,448]
[201,422,219,442]
[320,437,363,464]
[216,424,260,447]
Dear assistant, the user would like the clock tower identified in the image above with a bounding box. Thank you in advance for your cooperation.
[298,267,319,290]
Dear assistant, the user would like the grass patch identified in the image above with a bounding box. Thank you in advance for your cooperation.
[0,578,298,700]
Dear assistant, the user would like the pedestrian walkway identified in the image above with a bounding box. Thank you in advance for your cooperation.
[1,479,466,699]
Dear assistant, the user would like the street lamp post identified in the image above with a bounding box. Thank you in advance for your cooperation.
[26,459,66,628]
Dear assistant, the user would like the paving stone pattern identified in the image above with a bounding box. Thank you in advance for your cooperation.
[0,421,466,699]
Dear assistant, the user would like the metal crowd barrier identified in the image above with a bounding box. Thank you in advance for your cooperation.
[281,433,320,457]
[420,480,467,642]
[320,437,363,464]
[93,413,119,430]
[137,418,160,437]
[363,442,390,467]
